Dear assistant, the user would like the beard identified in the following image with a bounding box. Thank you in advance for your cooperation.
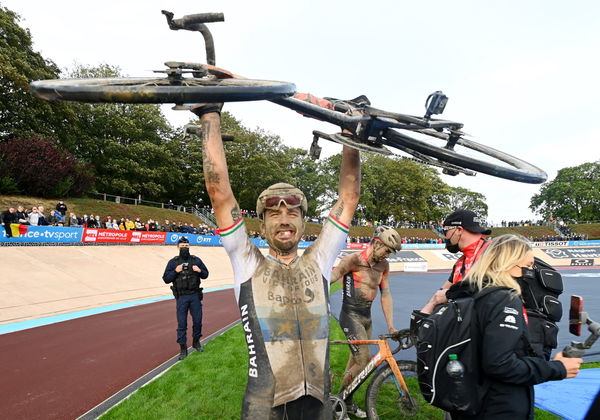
[264,222,302,255]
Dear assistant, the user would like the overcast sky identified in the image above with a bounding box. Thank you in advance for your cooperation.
[4,0,599,224]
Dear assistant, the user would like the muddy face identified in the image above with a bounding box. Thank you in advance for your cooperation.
[371,241,393,262]
[261,205,304,255]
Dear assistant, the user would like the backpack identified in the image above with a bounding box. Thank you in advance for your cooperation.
[410,287,502,415]
[517,257,563,359]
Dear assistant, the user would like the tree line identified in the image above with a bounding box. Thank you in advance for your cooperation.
[2,6,597,223]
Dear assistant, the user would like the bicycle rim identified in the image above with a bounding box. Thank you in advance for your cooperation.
[365,360,419,419]
[29,77,296,104]
[384,128,548,184]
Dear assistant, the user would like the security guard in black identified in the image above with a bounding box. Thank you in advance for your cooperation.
[162,237,209,359]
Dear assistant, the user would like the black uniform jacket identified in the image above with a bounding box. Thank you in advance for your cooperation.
[447,281,566,420]
[162,255,209,284]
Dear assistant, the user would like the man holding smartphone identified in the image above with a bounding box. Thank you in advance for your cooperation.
[162,236,210,360]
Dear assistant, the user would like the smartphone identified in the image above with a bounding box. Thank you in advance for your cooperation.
[569,295,583,336]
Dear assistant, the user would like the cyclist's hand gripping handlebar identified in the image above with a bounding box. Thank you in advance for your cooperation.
[379,329,414,355]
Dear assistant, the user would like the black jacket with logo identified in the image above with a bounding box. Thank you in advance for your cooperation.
[447,282,566,420]
[162,254,209,296]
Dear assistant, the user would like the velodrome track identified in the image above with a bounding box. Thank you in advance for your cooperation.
[1,245,599,419]
[0,289,239,420]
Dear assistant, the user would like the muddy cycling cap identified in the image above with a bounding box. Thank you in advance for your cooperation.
[256,183,308,217]
[177,236,190,244]
[443,209,491,235]
[373,226,403,251]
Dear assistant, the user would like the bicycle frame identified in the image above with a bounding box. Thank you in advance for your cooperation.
[331,338,411,402]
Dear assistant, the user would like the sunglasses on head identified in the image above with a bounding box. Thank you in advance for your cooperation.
[263,195,303,210]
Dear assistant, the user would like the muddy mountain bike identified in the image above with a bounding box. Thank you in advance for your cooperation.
[29,10,548,184]
[330,329,423,419]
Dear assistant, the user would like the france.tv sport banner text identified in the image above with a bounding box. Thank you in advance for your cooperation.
[0,225,82,243]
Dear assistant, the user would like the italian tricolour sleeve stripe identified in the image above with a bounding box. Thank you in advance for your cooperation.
[327,215,349,234]
[218,218,244,237]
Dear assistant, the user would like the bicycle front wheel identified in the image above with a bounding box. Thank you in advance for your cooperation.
[365,360,420,419]
[29,77,296,104]
[384,128,547,184]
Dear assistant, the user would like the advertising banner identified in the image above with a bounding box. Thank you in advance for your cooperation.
[130,231,166,244]
[542,248,600,259]
[83,229,131,243]
[82,229,166,244]
[570,259,595,266]
[531,241,569,248]
[346,243,368,249]
[387,251,427,263]
[431,250,464,261]
[164,232,222,245]
[404,262,429,272]
[402,243,445,249]
[0,225,82,243]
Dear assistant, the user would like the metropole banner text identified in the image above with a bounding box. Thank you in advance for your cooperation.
[0,225,82,243]
[82,229,166,244]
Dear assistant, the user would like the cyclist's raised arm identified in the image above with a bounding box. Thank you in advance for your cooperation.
[197,109,240,229]
[329,145,360,227]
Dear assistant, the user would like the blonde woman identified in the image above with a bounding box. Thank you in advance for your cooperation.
[447,234,582,420]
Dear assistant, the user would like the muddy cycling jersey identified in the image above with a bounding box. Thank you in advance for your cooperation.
[339,249,387,355]
[220,215,349,418]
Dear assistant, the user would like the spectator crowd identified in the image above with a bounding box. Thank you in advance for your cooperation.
[1,201,592,243]
[0,201,217,237]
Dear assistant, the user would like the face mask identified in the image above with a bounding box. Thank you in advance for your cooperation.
[179,247,190,259]
[445,240,461,254]
[444,228,461,253]
[521,266,536,280]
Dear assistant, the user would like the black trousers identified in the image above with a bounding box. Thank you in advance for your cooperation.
[175,293,202,344]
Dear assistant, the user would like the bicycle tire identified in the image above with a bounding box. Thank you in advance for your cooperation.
[29,77,296,104]
[365,360,420,419]
[383,128,547,184]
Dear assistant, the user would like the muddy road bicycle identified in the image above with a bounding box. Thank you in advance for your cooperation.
[30,10,548,184]
[330,329,423,419]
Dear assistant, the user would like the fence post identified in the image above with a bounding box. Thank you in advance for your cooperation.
[103,193,106,201]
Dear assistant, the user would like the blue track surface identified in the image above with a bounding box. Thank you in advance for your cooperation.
[330,268,600,363]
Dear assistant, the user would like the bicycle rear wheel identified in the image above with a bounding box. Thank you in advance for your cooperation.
[384,128,547,184]
[365,360,420,419]
[29,77,296,104]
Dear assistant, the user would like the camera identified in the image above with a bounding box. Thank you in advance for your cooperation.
[424,90,448,119]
